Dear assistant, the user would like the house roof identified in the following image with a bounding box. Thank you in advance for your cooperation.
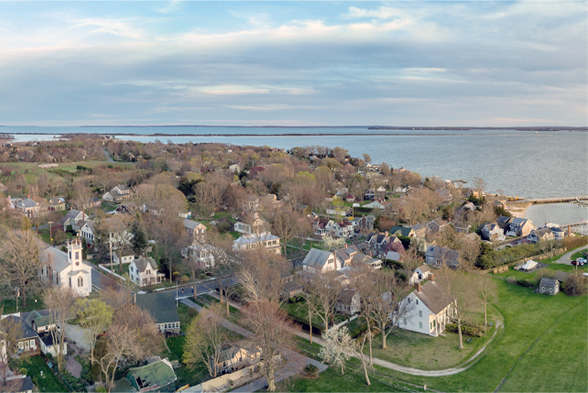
[183,219,205,230]
[511,217,529,227]
[135,291,180,324]
[3,315,38,340]
[22,310,52,329]
[390,226,414,237]
[0,376,35,393]
[125,359,177,391]
[337,289,358,305]
[302,248,334,269]
[554,271,571,282]
[133,256,157,273]
[416,264,431,273]
[532,228,553,238]
[16,198,38,209]
[539,277,558,289]
[497,216,512,225]
[282,280,303,293]
[234,232,278,246]
[62,209,83,225]
[413,281,454,314]
[426,246,459,266]
[49,197,65,205]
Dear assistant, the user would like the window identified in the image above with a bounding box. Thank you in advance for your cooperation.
[419,310,422,318]
[549,288,553,294]
[30,339,35,348]
[69,277,72,288]
[146,270,151,275]
[78,277,83,287]
[419,322,423,329]
[18,342,23,350]
[75,252,79,259]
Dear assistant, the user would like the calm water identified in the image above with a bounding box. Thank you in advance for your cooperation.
[2,126,587,199]
[526,202,588,227]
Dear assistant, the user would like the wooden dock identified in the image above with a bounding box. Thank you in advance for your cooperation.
[523,196,588,204]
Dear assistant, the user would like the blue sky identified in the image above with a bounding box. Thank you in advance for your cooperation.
[1,1,586,126]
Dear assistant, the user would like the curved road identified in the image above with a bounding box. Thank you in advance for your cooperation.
[552,245,588,265]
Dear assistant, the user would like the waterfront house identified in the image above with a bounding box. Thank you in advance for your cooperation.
[480,223,505,242]
[527,228,555,243]
[508,218,534,237]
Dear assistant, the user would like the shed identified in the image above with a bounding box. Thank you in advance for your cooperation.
[538,277,559,296]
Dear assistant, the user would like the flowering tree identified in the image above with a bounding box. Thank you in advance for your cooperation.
[319,326,355,375]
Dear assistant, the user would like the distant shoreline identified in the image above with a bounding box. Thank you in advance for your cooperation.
[7,132,585,139]
[0,125,586,132]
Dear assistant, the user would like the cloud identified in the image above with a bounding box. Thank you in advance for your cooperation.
[155,0,182,14]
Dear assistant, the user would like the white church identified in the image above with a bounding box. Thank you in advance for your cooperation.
[39,238,93,297]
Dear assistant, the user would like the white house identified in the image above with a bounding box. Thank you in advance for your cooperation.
[408,264,431,285]
[233,232,281,254]
[129,256,164,287]
[103,185,131,202]
[39,239,93,297]
[234,212,267,235]
[79,220,96,244]
[181,243,216,269]
[336,289,361,315]
[399,277,454,337]
[301,248,339,273]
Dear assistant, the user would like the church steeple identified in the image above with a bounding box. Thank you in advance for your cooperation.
[68,238,83,269]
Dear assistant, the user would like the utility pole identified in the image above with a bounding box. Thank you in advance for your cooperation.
[109,239,113,273]
[48,221,53,245]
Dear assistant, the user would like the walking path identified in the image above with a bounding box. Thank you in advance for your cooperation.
[552,245,588,265]
[206,296,504,378]
[65,343,83,378]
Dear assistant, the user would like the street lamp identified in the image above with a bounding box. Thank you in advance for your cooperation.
[48,221,53,245]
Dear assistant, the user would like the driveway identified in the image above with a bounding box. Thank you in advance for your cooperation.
[65,342,83,378]
[65,323,91,352]
[552,245,588,265]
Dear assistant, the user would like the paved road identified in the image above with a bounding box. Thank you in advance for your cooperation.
[91,267,119,290]
[552,245,588,265]
[103,148,114,162]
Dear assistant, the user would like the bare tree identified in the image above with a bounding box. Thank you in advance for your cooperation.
[436,267,478,349]
[270,208,299,258]
[0,307,23,379]
[207,231,236,310]
[97,303,163,392]
[472,177,487,195]
[476,275,497,329]
[44,287,77,373]
[402,245,423,273]
[183,303,228,378]
[242,300,294,392]
[457,236,481,271]
[240,249,287,304]
[0,230,43,307]
[104,215,131,273]
[305,271,340,331]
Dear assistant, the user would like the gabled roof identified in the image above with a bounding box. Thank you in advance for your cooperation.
[511,217,529,227]
[496,215,512,225]
[135,291,179,324]
[337,289,358,305]
[49,197,66,205]
[22,310,52,330]
[234,232,278,246]
[539,277,558,289]
[133,256,157,273]
[62,209,83,224]
[390,226,414,237]
[413,281,454,314]
[302,248,334,269]
[39,246,70,273]
[183,219,205,230]
[0,376,35,393]
[16,198,39,209]
[3,315,38,340]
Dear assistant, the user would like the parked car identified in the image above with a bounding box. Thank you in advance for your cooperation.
[577,258,587,266]
[571,260,577,266]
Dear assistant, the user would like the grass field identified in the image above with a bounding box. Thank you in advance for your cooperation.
[366,315,499,371]
[12,356,68,393]
[165,336,209,387]
[356,279,587,392]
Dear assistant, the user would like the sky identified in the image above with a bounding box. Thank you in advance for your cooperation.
[0,1,586,127]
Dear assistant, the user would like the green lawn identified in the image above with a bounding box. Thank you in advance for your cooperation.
[12,356,68,393]
[275,366,417,392]
[165,336,208,387]
[2,297,45,314]
[177,302,199,332]
[366,316,499,371]
[357,279,587,392]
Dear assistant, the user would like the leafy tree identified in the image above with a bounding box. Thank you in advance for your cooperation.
[73,298,113,363]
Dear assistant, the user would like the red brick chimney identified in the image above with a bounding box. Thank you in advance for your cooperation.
[414,282,421,292]
[429,273,435,282]
[568,225,571,236]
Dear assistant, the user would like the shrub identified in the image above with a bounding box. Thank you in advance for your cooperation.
[302,364,319,379]
[562,235,588,250]
[446,322,483,337]
[180,275,190,284]
[506,276,517,285]
[563,273,587,297]
[516,278,535,288]
[19,368,27,376]
[31,377,38,387]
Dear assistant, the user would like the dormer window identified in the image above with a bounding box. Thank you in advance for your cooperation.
[146,269,151,275]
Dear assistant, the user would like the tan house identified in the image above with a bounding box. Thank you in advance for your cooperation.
[15,197,40,217]
[183,219,207,244]
[235,211,266,235]
[48,197,66,211]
